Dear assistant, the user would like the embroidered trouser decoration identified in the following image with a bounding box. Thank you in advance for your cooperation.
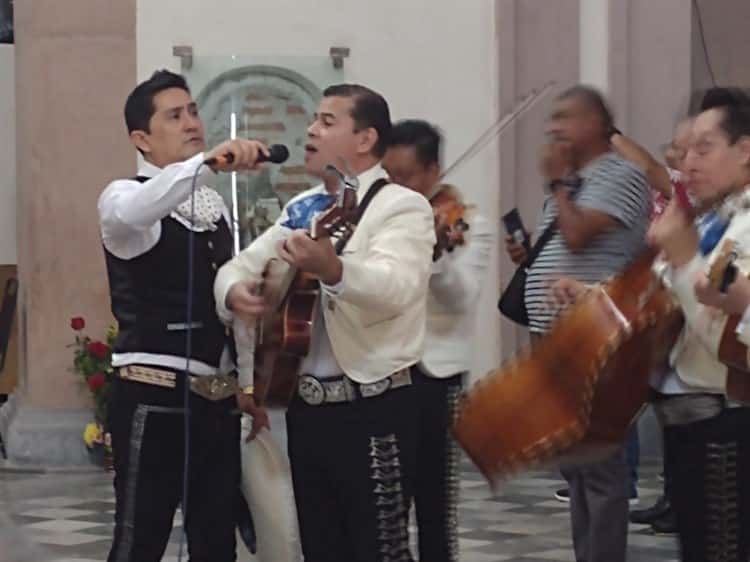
[704,441,740,562]
[444,384,461,562]
[370,434,413,562]
[111,405,183,562]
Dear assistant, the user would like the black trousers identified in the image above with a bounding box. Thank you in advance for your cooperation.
[106,375,240,562]
[286,384,419,562]
[664,406,750,562]
[412,366,463,562]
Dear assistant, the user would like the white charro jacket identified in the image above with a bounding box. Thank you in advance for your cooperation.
[214,163,436,385]
[659,190,750,393]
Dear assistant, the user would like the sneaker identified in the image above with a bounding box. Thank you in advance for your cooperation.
[630,495,670,524]
[554,487,637,505]
[650,510,677,536]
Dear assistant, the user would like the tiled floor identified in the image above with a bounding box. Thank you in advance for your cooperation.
[0,457,678,562]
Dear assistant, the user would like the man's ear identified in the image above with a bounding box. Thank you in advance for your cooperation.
[738,135,750,167]
[356,127,378,156]
[129,130,151,155]
[427,162,441,186]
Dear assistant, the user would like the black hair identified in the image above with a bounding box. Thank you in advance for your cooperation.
[698,87,750,113]
[124,69,191,134]
[323,84,392,157]
[690,87,750,144]
[388,120,442,167]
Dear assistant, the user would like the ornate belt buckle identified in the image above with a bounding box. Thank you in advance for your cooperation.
[190,374,239,401]
[298,375,326,405]
[360,377,392,399]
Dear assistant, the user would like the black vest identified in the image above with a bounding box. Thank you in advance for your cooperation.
[103,177,233,367]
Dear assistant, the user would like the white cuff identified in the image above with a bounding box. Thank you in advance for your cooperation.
[736,305,750,346]
[320,274,345,296]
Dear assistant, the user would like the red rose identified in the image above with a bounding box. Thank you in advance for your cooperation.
[87,372,106,391]
[87,341,109,360]
[70,317,85,331]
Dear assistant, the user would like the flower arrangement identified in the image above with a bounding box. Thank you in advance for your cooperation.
[70,316,117,469]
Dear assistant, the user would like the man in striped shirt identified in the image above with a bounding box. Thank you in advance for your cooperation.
[506,86,650,562]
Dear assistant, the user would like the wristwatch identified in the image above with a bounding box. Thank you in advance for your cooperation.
[240,385,255,396]
[547,177,581,193]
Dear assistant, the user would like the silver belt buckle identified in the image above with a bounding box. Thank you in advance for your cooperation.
[298,375,326,405]
[360,377,392,398]
[189,374,239,401]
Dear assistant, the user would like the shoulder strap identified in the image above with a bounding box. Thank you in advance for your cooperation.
[334,178,389,254]
[525,218,558,267]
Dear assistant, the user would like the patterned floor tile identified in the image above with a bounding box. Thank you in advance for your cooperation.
[0,459,679,561]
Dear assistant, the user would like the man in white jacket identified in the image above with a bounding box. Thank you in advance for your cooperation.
[384,120,493,562]
[215,84,435,562]
[649,91,750,562]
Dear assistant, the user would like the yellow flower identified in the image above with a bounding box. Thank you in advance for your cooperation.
[106,324,118,341]
[83,423,103,447]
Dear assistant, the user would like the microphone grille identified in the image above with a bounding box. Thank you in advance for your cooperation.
[269,144,290,164]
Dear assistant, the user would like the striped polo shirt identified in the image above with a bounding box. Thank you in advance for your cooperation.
[524,152,650,334]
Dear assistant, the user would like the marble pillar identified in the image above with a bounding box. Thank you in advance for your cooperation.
[1,0,136,466]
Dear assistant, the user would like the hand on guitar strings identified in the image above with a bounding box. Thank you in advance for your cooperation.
[277,230,344,285]
[236,393,271,442]
[647,199,699,267]
[695,272,750,316]
[226,279,267,325]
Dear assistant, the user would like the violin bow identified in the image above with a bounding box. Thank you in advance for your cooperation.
[439,81,556,181]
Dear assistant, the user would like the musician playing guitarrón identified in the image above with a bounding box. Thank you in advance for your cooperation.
[649,91,750,562]
[214,84,435,562]
[382,120,493,562]
[505,86,650,562]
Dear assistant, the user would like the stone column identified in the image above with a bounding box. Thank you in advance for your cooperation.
[1,0,136,466]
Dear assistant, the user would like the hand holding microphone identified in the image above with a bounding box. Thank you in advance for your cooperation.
[204,139,289,172]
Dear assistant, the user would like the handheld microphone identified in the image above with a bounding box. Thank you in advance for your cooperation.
[204,144,289,167]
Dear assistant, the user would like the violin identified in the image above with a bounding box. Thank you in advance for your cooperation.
[430,184,470,261]
[425,82,555,262]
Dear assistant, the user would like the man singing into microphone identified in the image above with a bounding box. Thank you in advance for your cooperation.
[100,69,268,562]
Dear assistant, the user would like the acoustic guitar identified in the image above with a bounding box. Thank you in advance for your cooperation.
[705,239,750,403]
[251,173,395,408]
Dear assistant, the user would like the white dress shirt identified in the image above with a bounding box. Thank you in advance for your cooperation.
[98,152,231,376]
